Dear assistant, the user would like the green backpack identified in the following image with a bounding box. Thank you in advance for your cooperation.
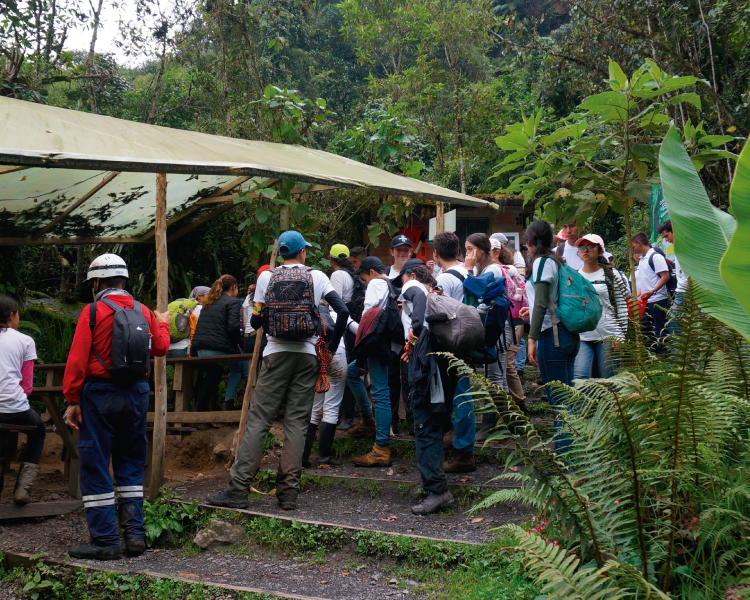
[536,256,602,344]
[168,298,199,342]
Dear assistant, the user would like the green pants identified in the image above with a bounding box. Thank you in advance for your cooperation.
[226,352,318,503]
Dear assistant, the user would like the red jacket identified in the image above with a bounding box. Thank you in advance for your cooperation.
[63,295,170,403]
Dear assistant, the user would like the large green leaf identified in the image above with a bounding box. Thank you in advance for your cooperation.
[659,126,750,340]
[721,139,750,322]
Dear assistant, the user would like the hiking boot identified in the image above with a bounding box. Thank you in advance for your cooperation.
[411,491,455,515]
[352,444,391,467]
[347,417,376,438]
[442,430,454,446]
[123,538,145,558]
[13,462,39,506]
[221,400,235,411]
[278,500,297,511]
[443,452,476,473]
[206,491,249,509]
[68,542,122,561]
[316,422,342,468]
[302,423,318,469]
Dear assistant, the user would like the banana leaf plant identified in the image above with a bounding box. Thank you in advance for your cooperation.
[659,126,750,341]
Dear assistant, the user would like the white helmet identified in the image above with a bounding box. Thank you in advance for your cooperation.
[86,253,129,281]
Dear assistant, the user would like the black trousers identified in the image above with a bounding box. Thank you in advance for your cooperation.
[641,298,670,353]
[0,409,46,464]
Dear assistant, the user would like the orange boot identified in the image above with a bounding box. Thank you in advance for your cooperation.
[352,444,391,467]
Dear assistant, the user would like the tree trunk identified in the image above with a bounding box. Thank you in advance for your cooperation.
[43,0,58,74]
[146,41,167,124]
[84,0,105,114]
[51,246,71,298]
[216,5,232,137]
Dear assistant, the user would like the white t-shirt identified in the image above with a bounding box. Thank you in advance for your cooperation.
[0,328,37,413]
[638,248,669,303]
[330,269,354,304]
[527,256,560,333]
[254,265,335,356]
[169,338,190,351]
[436,266,468,301]
[363,277,391,312]
[387,266,401,280]
[560,241,584,271]
[513,251,526,273]
[399,280,429,338]
[673,255,687,294]
[578,268,628,342]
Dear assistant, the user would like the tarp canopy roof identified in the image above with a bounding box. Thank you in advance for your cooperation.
[0,97,493,246]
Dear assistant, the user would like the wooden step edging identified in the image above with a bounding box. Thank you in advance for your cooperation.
[1,551,331,600]
[300,471,522,491]
[177,501,484,546]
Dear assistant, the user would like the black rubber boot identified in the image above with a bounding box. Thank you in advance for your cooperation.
[316,422,342,468]
[476,411,499,443]
[68,542,122,561]
[123,538,146,557]
[302,423,318,468]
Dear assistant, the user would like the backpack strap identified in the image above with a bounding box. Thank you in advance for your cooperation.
[536,256,560,347]
[446,269,466,282]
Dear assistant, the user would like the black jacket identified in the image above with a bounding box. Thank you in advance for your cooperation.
[191,294,242,354]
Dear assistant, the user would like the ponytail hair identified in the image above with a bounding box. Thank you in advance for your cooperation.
[524,220,562,279]
[331,255,356,272]
[202,274,238,309]
[411,265,436,288]
[0,295,19,332]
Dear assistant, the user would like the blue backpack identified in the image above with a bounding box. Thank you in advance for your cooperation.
[463,272,513,364]
[535,257,602,343]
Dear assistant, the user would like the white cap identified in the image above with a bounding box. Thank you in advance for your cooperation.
[87,253,129,281]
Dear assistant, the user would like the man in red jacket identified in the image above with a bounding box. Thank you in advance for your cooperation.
[63,253,170,560]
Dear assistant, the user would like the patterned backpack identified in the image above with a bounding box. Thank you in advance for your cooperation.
[265,266,319,341]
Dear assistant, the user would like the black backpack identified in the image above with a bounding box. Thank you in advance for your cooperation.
[340,267,366,322]
[90,298,151,385]
[648,247,678,298]
[382,278,405,346]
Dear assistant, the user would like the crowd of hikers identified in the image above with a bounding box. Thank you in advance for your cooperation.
[0,218,685,559]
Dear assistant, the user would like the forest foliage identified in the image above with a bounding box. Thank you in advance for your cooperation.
[2,0,750,300]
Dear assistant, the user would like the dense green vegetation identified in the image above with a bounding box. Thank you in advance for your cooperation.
[3,0,749,301]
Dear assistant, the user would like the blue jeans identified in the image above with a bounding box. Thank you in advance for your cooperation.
[451,374,475,452]
[347,357,390,447]
[537,325,580,454]
[79,378,149,546]
[573,339,616,380]
[667,292,685,337]
[516,336,527,371]
[196,349,249,401]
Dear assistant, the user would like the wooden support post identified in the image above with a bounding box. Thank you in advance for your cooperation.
[280,205,290,231]
[436,202,445,234]
[233,329,264,459]
[150,172,169,503]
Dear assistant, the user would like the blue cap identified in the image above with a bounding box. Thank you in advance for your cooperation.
[278,230,312,255]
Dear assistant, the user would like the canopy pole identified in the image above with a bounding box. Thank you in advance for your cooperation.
[150,172,169,502]
[436,202,445,234]
[233,327,264,459]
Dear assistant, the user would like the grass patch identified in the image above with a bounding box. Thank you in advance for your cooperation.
[2,557,278,600]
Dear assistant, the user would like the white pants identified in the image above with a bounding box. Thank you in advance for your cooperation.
[311,345,348,425]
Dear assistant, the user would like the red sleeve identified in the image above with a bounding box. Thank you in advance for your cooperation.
[21,360,34,397]
[63,304,93,404]
[145,306,171,357]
